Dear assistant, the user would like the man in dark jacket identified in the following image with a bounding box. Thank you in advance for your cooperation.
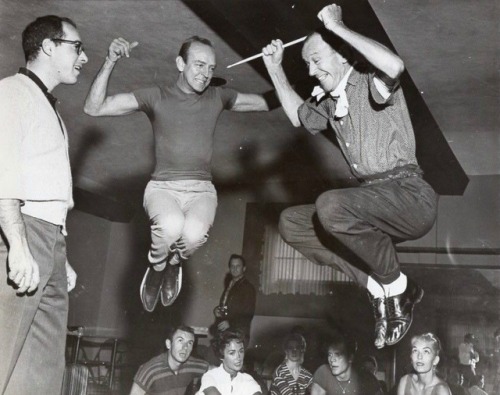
[213,254,256,340]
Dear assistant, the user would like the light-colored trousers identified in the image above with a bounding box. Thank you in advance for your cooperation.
[143,180,218,264]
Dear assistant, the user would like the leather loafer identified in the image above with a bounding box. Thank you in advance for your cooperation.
[140,266,164,312]
[368,293,387,349]
[160,260,183,307]
[385,279,424,346]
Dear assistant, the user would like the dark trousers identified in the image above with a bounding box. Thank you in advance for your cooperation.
[458,364,476,387]
[279,176,438,286]
[0,215,68,395]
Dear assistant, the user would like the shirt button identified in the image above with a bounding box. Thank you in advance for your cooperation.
[345,142,350,147]
[352,163,358,169]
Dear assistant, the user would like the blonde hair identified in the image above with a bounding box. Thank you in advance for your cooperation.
[411,332,442,356]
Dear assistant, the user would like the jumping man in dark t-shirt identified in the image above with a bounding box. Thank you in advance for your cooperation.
[84,36,269,312]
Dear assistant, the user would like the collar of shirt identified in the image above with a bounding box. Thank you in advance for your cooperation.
[18,67,58,109]
[311,65,355,118]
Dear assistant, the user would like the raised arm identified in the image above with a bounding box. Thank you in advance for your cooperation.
[318,4,404,81]
[262,40,304,127]
[84,38,140,117]
[0,199,40,293]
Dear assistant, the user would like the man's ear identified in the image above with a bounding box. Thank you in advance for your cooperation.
[166,339,171,350]
[335,51,348,65]
[176,56,185,72]
[41,38,54,57]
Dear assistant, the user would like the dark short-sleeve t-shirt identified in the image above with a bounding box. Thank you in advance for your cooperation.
[313,364,382,395]
[134,83,237,181]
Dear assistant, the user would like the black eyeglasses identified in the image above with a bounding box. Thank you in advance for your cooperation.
[52,39,85,55]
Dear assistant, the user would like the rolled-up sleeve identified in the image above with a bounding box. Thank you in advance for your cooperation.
[297,98,330,135]
[198,370,217,392]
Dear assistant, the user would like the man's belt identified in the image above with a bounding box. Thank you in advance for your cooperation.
[361,165,423,185]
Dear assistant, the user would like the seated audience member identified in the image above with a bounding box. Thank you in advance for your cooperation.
[468,375,487,395]
[397,332,451,395]
[270,333,313,395]
[311,331,384,395]
[198,329,262,395]
[130,324,208,395]
[360,355,388,394]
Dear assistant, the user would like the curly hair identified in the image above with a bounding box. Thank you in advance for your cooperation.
[212,329,245,359]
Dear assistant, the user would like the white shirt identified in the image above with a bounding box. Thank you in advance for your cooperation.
[0,74,73,230]
[458,342,479,366]
[198,365,261,395]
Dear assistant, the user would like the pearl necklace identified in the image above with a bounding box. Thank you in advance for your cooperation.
[335,378,351,394]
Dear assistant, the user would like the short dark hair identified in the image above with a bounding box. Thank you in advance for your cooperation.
[228,254,246,268]
[22,15,77,62]
[325,331,357,360]
[213,329,245,359]
[178,35,213,62]
[304,27,352,61]
[167,324,195,342]
[464,333,475,342]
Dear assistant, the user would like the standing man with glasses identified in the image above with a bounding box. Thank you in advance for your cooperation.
[0,15,88,395]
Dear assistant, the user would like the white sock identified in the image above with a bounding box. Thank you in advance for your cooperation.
[383,273,407,297]
[367,276,385,299]
[152,261,166,271]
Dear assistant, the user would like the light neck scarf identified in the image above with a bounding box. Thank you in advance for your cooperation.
[311,65,354,118]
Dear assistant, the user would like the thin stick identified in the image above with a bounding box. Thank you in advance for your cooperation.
[226,36,307,69]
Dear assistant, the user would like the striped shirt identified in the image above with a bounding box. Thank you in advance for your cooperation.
[270,362,313,395]
[134,353,208,395]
